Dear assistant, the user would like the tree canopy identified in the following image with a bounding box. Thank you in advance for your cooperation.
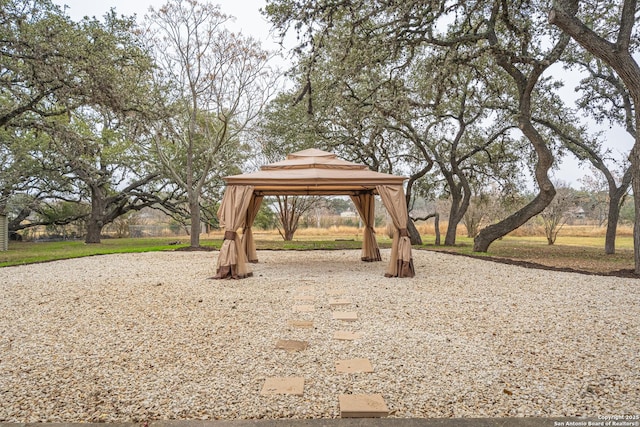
[2,0,638,268]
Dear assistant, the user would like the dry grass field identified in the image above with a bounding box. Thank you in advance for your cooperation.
[249,222,637,277]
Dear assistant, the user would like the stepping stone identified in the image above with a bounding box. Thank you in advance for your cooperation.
[333,330,361,340]
[292,305,315,313]
[327,289,346,296]
[288,320,314,328]
[335,358,374,373]
[294,295,315,301]
[275,339,308,352]
[329,298,352,307]
[260,377,305,395]
[339,394,388,418]
[333,311,358,321]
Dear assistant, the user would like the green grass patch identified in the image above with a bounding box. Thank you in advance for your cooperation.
[420,234,634,273]
[0,238,222,267]
[0,237,373,267]
[1,233,634,274]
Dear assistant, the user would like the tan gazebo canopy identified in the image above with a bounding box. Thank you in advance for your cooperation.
[214,149,415,279]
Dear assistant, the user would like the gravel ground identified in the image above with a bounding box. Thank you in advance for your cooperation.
[0,249,638,422]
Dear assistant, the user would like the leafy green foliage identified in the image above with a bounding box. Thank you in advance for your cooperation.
[0,0,163,242]
[253,203,278,230]
[263,0,574,249]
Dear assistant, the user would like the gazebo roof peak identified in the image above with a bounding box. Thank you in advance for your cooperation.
[261,148,367,171]
[287,148,335,159]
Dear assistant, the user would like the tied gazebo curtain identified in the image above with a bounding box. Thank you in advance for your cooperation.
[214,185,254,279]
[350,192,381,262]
[241,193,263,263]
[376,185,415,278]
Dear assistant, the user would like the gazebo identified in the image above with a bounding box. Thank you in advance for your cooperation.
[213,149,415,279]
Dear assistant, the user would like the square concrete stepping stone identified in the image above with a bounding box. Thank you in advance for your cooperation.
[329,298,352,307]
[294,295,315,301]
[275,339,308,352]
[333,330,362,340]
[339,394,388,418]
[292,304,315,313]
[335,358,374,373]
[332,311,358,321]
[288,320,314,328]
[260,377,305,395]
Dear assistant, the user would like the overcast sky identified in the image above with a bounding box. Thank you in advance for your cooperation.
[52,0,283,49]
[51,0,635,188]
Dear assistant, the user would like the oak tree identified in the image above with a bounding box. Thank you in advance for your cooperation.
[549,0,640,272]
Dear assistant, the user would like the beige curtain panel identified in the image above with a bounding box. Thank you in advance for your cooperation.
[350,193,381,262]
[242,194,264,263]
[376,185,415,278]
[214,185,255,279]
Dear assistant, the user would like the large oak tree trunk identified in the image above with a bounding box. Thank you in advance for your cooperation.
[85,186,106,244]
[407,218,422,245]
[189,196,201,248]
[474,187,556,251]
[474,122,556,252]
[445,190,462,246]
[626,111,640,272]
[605,190,626,254]
[473,4,569,252]
[85,219,103,244]
[630,146,640,272]
[445,179,471,246]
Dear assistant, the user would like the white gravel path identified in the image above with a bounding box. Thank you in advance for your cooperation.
[0,249,638,422]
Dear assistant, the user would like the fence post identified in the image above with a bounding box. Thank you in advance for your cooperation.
[0,214,7,251]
